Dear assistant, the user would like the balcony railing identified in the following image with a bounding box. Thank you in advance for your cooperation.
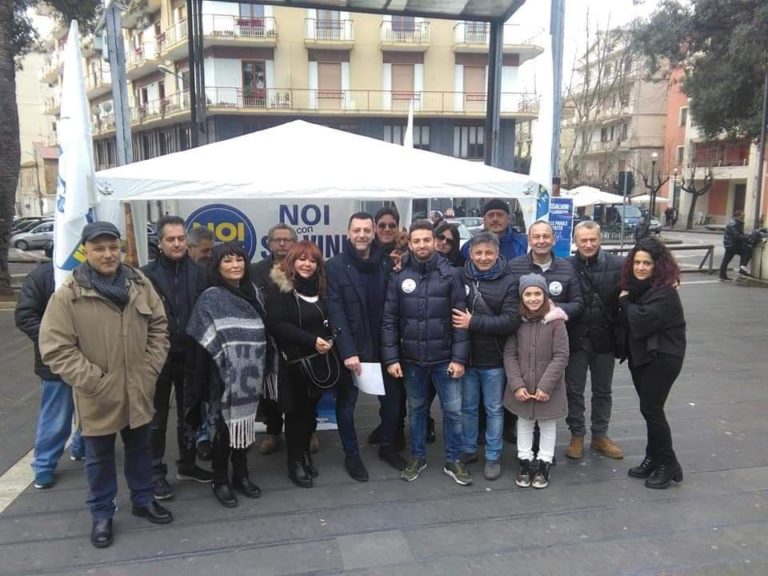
[127,41,161,69]
[200,87,538,115]
[202,14,277,39]
[93,113,117,135]
[86,64,112,93]
[130,91,190,124]
[305,19,354,42]
[453,22,547,49]
[380,21,430,44]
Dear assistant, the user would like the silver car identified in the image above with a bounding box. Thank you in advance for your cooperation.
[11,220,54,250]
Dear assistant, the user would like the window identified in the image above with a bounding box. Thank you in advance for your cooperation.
[620,122,628,141]
[454,125,484,159]
[600,127,608,143]
[391,16,415,33]
[679,106,688,127]
[317,62,342,110]
[317,9,341,40]
[239,3,264,18]
[464,21,487,43]
[242,61,266,105]
[391,63,415,110]
[384,124,430,149]
[463,65,485,112]
[675,145,685,165]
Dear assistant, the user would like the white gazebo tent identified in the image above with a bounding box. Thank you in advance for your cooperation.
[95,121,544,263]
[561,185,626,208]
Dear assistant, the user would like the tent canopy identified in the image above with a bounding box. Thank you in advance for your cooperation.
[95,121,541,203]
[561,185,625,208]
[630,194,670,204]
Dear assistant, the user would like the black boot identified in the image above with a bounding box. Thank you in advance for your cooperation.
[288,460,313,488]
[367,425,382,445]
[302,452,319,478]
[90,518,113,548]
[645,462,683,489]
[628,456,657,479]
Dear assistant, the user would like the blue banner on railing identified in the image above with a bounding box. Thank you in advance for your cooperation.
[549,197,574,258]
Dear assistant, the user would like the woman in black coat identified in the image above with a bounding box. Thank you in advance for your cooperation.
[265,241,342,488]
[618,237,686,489]
[435,222,466,268]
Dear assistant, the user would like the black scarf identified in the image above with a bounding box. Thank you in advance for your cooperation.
[294,273,319,297]
[345,239,380,273]
[627,276,653,302]
[83,263,131,308]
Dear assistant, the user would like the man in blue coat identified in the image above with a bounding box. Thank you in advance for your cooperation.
[326,212,406,481]
[382,220,471,485]
[461,199,527,261]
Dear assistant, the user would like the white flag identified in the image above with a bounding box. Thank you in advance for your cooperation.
[54,21,96,288]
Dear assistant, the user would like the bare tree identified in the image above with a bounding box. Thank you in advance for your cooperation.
[561,16,637,189]
[680,164,714,230]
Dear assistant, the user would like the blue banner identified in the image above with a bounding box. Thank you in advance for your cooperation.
[549,197,574,258]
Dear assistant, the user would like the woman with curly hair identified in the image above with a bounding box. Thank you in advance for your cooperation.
[618,237,686,489]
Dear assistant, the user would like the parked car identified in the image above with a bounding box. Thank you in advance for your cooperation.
[648,216,662,235]
[454,216,484,236]
[13,217,52,235]
[445,219,472,249]
[147,222,159,259]
[11,220,54,250]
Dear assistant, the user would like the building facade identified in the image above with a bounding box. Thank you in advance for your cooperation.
[39,0,542,219]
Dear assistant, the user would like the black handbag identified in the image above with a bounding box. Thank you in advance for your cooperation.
[578,268,627,361]
[287,351,341,391]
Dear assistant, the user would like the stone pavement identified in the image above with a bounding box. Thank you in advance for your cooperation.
[0,273,766,576]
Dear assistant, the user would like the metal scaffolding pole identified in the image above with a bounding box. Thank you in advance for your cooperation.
[484,20,503,168]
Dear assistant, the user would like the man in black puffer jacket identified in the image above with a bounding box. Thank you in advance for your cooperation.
[381,220,471,485]
[15,245,84,489]
[452,231,519,481]
[566,221,625,461]
[719,210,753,280]
[506,220,584,443]
[141,215,210,500]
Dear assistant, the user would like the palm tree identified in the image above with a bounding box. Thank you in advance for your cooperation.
[0,1,98,294]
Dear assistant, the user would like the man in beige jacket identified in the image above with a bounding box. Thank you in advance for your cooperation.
[40,222,172,549]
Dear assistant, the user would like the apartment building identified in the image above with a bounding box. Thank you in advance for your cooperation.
[660,69,767,227]
[41,0,542,198]
[561,33,667,192]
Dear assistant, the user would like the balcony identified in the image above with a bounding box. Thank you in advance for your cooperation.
[93,112,117,136]
[159,15,278,60]
[41,52,63,84]
[86,65,112,99]
[121,0,162,29]
[201,86,538,118]
[44,97,60,116]
[304,19,355,48]
[126,42,161,81]
[453,23,545,64]
[130,92,190,128]
[379,21,430,51]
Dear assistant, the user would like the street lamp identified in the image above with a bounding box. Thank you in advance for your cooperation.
[650,152,658,216]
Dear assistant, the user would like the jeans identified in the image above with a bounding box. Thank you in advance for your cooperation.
[403,362,463,462]
[84,424,154,520]
[565,340,616,438]
[150,356,195,478]
[461,367,504,461]
[517,418,557,463]
[629,354,683,466]
[336,368,401,456]
[719,245,752,277]
[32,379,83,474]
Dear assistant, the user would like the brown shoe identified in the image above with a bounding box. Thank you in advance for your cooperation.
[309,432,320,454]
[591,436,624,459]
[259,434,280,455]
[564,436,584,460]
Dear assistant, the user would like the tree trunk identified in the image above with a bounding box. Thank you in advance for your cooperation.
[0,3,21,294]
[686,193,698,230]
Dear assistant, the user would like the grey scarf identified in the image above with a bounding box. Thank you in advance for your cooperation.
[82,263,131,308]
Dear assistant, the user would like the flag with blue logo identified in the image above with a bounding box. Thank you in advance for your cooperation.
[54,21,96,288]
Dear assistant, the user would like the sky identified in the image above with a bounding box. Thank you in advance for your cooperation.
[512,0,660,92]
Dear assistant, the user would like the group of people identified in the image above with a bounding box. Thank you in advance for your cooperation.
[16,200,688,549]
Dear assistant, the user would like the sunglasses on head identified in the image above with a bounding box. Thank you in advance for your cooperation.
[437,234,455,245]
[377,222,397,229]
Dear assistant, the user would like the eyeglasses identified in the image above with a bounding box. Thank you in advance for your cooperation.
[377,222,397,230]
[437,234,455,246]
[270,238,294,244]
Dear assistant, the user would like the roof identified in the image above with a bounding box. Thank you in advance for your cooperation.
[236,0,527,22]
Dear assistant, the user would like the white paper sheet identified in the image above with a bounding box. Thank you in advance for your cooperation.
[352,363,386,396]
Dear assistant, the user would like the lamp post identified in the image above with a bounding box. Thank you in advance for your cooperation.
[650,152,658,216]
